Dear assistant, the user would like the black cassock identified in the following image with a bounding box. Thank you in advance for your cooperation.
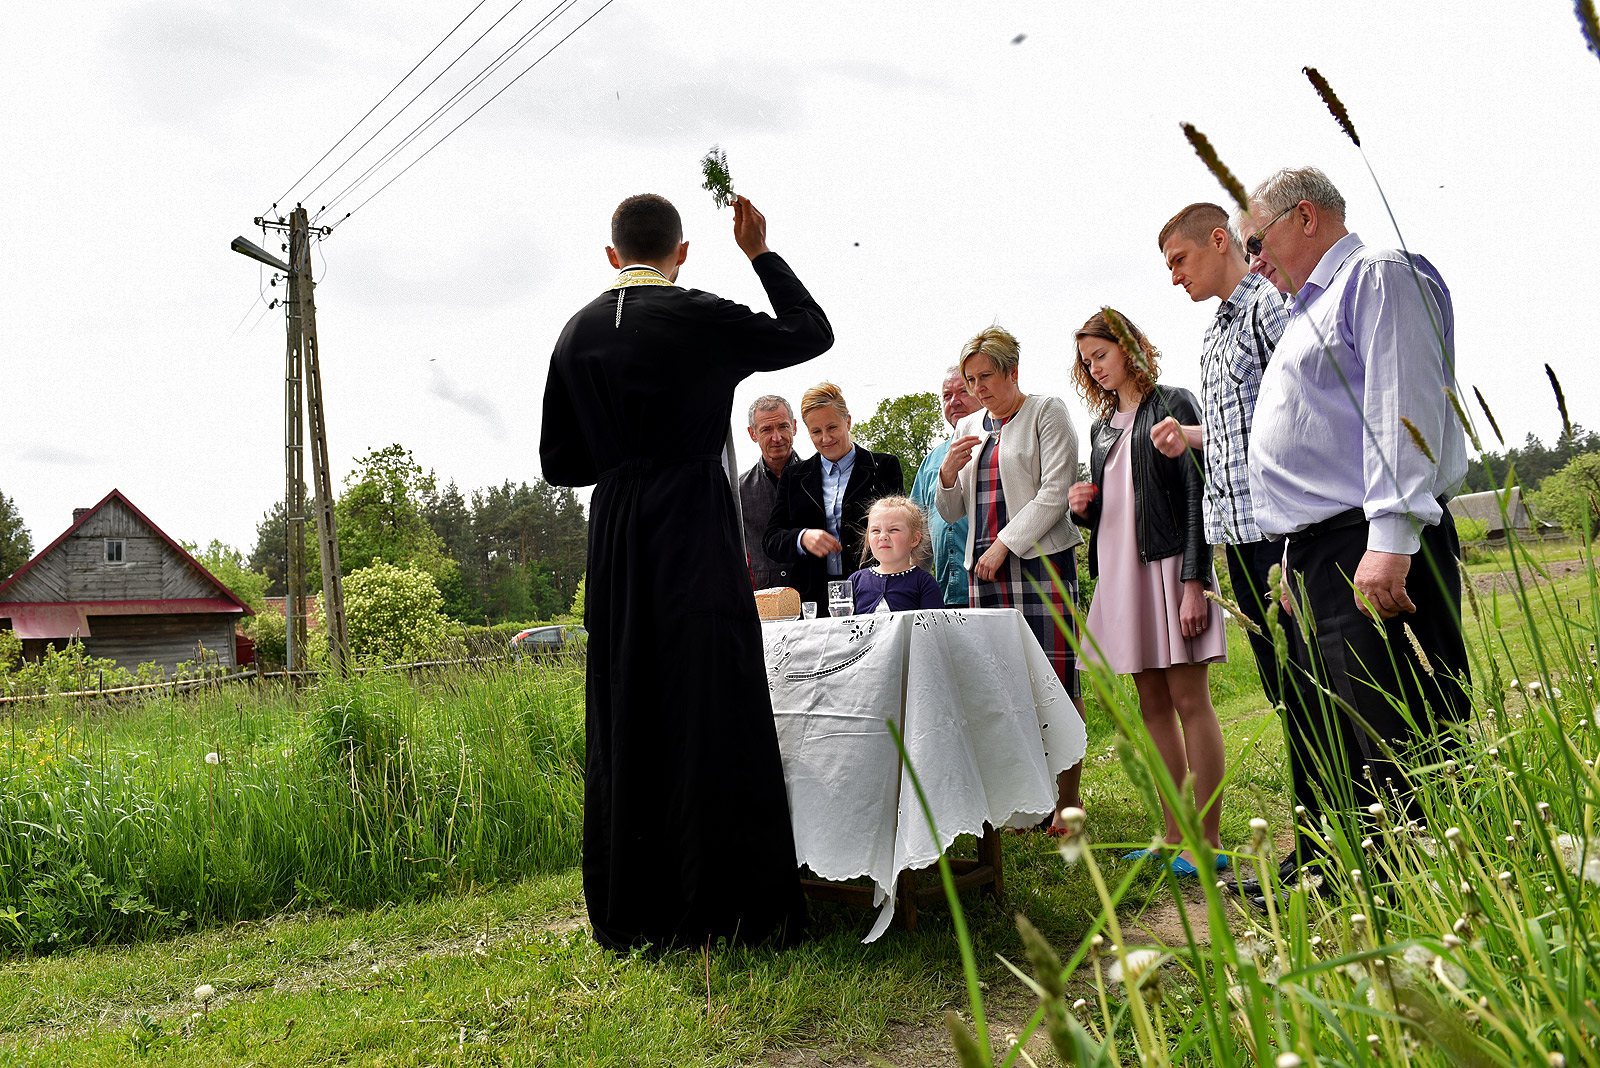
[540,253,833,950]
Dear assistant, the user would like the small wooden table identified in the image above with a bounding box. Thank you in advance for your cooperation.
[763,609,1085,941]
[797,822,1004,931]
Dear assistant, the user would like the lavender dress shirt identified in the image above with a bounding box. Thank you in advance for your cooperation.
[1248,233,1467,556]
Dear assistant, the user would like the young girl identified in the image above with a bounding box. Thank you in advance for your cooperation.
[1068,310,1229,877]
[849,496,945,613]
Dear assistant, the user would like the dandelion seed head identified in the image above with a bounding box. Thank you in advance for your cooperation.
[193,984,216,1002]
[204,752,220,765]
[1550,1053,1567,1068]
[1106,947,1163,987]
[1277,1054,1304,1068]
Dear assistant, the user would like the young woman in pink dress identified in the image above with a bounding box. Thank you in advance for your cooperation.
[1067,310,1229,876]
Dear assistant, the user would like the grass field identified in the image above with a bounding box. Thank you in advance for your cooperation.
[2,543,1596,1065]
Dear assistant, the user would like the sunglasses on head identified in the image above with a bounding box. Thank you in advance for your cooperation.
[1246,203,1299,257]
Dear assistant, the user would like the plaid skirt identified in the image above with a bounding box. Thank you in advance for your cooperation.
[969,416,1080,696]
[969,548,1081,698]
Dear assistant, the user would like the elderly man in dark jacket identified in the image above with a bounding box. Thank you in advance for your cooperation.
[739,395,801,590]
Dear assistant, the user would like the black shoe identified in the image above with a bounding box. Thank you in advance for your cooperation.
[1231,855,1311,898]
[1245,889,1293,914]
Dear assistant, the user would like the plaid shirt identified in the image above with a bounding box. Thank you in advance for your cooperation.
[1200,273,1287,545]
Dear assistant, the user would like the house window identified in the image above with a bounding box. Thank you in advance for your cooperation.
[105,539,124,563]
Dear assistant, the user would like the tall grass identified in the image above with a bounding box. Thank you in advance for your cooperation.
[0,659,585,953]
[932,32,1600,1067]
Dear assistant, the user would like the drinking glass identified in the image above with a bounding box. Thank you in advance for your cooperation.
[827,580,854,617]
[801,601,817,620]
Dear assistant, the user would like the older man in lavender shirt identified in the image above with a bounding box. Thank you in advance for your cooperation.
[1244,166,1470,864]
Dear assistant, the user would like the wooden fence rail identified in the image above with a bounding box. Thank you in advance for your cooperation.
[0,653,536,706]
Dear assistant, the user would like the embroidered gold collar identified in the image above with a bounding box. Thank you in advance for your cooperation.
[606,268,676,291]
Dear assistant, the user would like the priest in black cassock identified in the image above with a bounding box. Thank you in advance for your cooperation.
[540,193,832,951]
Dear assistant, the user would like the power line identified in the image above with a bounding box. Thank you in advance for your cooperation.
[294,0,548,212]
[332,0,619,228]
[270,0,494,215]
[313,0,580,224]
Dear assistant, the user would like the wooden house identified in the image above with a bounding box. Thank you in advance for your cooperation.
[0,489,253,672]
[1447,487,1556,540]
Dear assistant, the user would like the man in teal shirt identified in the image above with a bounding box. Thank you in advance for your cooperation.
[911,366,983,606]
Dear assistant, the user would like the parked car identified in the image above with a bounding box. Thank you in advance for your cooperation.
[510,624,587,658]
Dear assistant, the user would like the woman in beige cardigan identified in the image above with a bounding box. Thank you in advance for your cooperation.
[935,325,1088,826]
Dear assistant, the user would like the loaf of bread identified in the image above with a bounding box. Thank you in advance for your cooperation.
[754,587,802,620]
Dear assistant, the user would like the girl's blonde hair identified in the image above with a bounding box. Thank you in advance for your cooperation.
[800,381,850,420]
[860,495,931,569]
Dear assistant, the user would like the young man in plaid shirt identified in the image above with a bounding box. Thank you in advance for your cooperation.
[1153,202,1317,888]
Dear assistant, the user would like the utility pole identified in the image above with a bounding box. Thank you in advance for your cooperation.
[232,209,349,675]
[287,208,350,674]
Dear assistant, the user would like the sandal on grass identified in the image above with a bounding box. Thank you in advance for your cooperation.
[1169,853,1230,878]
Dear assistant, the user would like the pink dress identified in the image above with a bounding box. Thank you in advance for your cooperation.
[1083,407,1227,673]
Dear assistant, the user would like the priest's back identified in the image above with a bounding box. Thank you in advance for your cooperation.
[541,240,831,951]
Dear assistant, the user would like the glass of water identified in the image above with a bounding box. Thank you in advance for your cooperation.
[827,581,854,617]
[801,601,817,620]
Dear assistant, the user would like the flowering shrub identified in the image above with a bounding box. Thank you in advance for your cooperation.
[344,559,451,665]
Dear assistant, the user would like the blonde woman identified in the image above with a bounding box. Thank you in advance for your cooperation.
[935,326,1088,827]
[763,382,904,610]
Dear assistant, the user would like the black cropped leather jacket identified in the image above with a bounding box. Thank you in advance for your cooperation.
[1070,384,1210,583]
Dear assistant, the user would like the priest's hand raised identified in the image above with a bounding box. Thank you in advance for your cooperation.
[732,195,771,261]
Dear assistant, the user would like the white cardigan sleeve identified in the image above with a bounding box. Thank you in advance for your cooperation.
[933,412,982,524]
[997,396,1078,553]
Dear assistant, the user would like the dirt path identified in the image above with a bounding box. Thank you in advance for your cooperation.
[1471,555,1591,595]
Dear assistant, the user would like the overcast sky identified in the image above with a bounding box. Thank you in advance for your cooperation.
[5,1,1598,554]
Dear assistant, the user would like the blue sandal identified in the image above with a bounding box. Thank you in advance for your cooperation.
[1169,853,1230,878]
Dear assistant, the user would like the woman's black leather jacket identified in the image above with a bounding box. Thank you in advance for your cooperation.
[1070,384,1210,583]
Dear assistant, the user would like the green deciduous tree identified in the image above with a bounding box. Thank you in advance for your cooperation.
[183,539,271,612]
[1530,452,1600,536]
[337,445,453,582]
[0,490,34,583]
[344,560,451,664]
[852,392,944,480]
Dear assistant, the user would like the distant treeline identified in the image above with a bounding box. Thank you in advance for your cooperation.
[247,445,585,625]
[1458,427,1600,495]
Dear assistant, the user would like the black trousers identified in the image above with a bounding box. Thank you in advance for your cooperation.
[1225,540,1320,850]
[1284,520,1471,833]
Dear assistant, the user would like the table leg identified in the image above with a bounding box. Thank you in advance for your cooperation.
[977,821,1003,902]
[897,868,919,932]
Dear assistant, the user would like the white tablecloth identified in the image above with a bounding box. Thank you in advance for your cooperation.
[763,607,1088,941]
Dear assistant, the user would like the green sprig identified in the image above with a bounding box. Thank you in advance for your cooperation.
[699,145,734,209]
